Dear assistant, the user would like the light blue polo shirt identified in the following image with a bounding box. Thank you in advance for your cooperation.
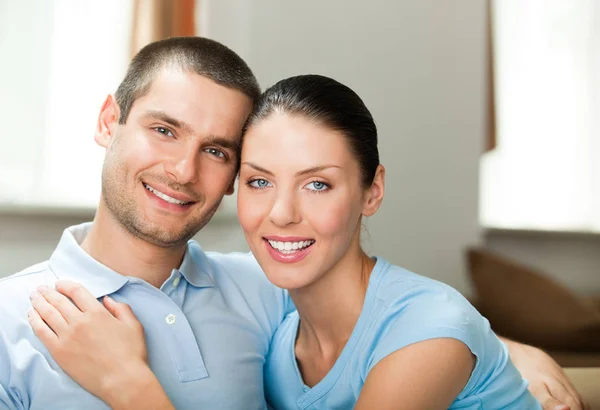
[265,257,542,410]
[0,223,291,410]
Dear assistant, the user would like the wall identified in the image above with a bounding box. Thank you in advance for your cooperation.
[1,0,488,296]
[202,0,487,294]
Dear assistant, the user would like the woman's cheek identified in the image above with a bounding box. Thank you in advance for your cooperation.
[237,191,268,232]
[305,196,354,237]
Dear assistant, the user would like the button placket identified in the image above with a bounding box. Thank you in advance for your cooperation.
[128,279,208,382]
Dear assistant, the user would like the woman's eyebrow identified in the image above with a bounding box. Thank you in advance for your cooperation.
[294,165,341,176]
[240,162,340,176]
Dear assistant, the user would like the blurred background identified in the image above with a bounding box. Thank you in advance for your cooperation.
[0,0,598,302]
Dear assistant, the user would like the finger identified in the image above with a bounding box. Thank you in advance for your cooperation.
[541,397,569,410]
[27,307,59,350]
[553,374,584,409]
[538,391,569,410]
[547,381,582,410]
[37,285,82,323]
[55,280,103,313]
[30,290,69,335]
[103,296,140,328]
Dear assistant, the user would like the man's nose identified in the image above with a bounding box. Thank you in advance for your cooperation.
[164,150,198,185]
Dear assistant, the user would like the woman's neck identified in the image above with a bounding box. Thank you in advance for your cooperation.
[289,247,376,386]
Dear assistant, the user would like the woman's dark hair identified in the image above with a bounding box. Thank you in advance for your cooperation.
[245,75,379,187]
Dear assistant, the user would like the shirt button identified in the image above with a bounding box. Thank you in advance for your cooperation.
[172,276,181,288]
[165,314,177,325]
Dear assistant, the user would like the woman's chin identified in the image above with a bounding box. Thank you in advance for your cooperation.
[262,268,312,291]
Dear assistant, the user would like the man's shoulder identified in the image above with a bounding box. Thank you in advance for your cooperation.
[204,249,283,296]
[205,250,262,275]
[187,243,268,286]
[0,261,57,315]
[188,244,292,331]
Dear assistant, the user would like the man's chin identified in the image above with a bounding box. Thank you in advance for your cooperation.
[125,219,201,248]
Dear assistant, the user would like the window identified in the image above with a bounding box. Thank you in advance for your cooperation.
[0,1,238,218]
[480,0,600,233]
[0,0,133,210]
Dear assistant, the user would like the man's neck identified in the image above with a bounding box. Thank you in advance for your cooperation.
[81,204,187,288]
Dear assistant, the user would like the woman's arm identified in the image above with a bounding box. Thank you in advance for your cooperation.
[500,337,590,410]
[28,281,175,410]
[354,338,474,410]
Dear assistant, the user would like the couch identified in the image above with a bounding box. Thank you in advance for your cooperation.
[467,248,600,407]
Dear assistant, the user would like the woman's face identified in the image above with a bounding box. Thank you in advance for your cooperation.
[237,113,379,290]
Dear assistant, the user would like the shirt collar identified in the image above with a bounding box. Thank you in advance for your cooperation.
[177,241,216,289]
[48,223,215,299]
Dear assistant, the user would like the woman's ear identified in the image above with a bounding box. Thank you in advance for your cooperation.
[94,94,121,148]
[362,164,385,217]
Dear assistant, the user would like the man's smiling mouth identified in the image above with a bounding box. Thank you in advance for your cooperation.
[143,183,193,206]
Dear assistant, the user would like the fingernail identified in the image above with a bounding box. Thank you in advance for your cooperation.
[554,405,569,410]
[30,291,41,300]
[27,308,33,317]
[37,285,49,293]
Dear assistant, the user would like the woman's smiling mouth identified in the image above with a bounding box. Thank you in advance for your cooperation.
[263,236,315,263]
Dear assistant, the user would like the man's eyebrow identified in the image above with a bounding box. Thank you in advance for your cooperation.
[142,110,194,134]
[206,135,240,152]
[143,110,239,151]
[240,163,341,176]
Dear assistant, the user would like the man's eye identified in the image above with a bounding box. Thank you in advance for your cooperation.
[154,127,174,137]
[205,148,226,158]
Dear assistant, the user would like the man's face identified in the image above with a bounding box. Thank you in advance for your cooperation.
[98,68,253,247]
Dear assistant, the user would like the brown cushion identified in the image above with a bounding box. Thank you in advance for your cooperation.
[467,248,600,352]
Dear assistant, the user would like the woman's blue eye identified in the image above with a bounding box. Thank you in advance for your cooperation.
[205,148,225,158]
[248,179,272,189]
[154,127,174,137]
[305,181,329,191]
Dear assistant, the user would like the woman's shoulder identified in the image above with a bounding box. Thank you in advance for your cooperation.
[364,258,496,373]
[371,258,480,324]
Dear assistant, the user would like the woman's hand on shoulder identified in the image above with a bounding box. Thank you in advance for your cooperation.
[355,338,474,410]
[28,280,173,410]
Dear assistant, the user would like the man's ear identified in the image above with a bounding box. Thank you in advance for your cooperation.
[95,94,121,148]
[225,177,236,196]
[362,165,385,217]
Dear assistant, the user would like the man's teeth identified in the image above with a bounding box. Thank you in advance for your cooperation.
[268,239,315,253]
[144,184,190,205]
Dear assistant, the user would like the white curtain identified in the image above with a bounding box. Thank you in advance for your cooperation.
[0,0,133,210]
[480,0,600,232]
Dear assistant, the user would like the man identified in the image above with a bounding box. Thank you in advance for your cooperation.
[0,37,289,410]
[0,37,586,410]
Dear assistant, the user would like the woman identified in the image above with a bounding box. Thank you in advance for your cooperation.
[29,75,585,409]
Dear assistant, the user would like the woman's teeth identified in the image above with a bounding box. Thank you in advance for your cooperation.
[268,239,315,253]
[144,183,190,205]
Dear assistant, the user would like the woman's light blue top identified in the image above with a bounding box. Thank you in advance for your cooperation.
[265,257,541,410]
